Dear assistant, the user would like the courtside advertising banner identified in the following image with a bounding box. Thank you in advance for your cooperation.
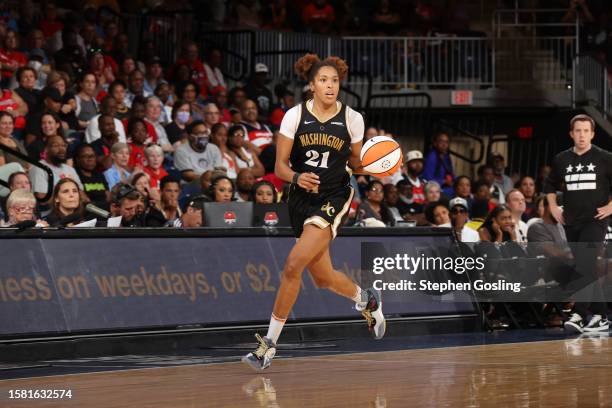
[0,234,473,336]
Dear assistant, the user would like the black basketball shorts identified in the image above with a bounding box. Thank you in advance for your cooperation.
[287,184,354,239]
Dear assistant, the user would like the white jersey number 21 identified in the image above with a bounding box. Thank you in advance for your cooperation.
[305,150,330,168]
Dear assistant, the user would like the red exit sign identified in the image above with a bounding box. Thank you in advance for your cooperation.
[451,90,473,105]
[518,126,534,139]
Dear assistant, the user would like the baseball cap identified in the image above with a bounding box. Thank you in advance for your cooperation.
[449,197,468,210]
[184,195,209,212]
[254,63,269,73]
[41,86,62,102]
[405,150,423,163]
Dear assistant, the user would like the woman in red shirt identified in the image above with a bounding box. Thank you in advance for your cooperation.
[143,144,168,189]
[1,31,27,83]
[127,118,148,172]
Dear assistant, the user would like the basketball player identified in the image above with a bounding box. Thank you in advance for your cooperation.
[543,114,612,333]
[242,54,385,371]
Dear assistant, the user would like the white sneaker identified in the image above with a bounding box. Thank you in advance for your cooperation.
[356,288,386,340]
[583,315,610,332]
[242,334,277,371]
[563,313,584,334]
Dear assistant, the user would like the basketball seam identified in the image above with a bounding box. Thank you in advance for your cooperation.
[361,145,401,168]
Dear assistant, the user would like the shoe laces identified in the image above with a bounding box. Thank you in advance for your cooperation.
[253,333,270,359]
[362,309,374,328]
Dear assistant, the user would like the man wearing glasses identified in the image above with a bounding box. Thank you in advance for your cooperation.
[203,103,221,129]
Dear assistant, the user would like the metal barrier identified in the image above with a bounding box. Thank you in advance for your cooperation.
[492,8,580,39]
[341,36,492,87]
[340,36,574,88]
[115,11,195,66]
[575,55,611,118]
[436,119,486,166]
[198,29,575,90]
[256,31,332,79]
[146,12,195,65]
[365,93,432,151]
[199,29,334,81]
[103,7,580,91]
[0,145,54,203]
[494,36,574,87]
[199,30,253,81]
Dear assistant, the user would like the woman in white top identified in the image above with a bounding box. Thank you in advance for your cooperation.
[227,124,264,177]
[210,123,238,179]
[242,54,385,372]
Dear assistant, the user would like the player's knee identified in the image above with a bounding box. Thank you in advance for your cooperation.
[283,257,304,280]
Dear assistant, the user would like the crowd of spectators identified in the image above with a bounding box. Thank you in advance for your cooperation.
[215,0,475,36]
[0,1,604,244]
[0,2,609,331]
[0,1,578,234]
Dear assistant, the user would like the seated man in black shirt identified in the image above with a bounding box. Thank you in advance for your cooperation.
[75,143,110,209]
[90,114,119,171]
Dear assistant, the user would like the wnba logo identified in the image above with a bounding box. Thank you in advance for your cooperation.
[224,211,237,225]
[263,212,279,226]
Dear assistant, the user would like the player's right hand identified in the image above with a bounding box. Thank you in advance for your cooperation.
[298,172,320,191]
[550,205,564,225]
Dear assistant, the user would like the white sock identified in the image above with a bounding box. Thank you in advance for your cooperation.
[351,285,363,304]
[266,314,286,344]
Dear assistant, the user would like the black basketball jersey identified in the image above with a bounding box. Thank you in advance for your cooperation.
[290,101,352,191]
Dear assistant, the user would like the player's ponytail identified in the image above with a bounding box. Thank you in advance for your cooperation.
[294,53,348,82]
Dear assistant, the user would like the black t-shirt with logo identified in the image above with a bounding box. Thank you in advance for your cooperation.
[77,170,109,210]
[543,145,612,225]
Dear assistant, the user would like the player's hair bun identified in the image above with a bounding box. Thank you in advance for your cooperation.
[294,54,349,82]
[294,53,321,81]
[325,56,348,81]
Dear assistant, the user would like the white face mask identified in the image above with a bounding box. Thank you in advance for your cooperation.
[176,111,190,124]
[28,60,42,72]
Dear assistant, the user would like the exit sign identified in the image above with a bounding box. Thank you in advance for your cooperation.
[451,90,473,105]
[518,126,534,139]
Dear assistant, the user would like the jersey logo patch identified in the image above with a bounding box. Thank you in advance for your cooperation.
[330,121,344,127]
[321,202,336,217]
[304,120,315,125]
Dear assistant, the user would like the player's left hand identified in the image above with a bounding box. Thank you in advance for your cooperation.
[594,202,612,220]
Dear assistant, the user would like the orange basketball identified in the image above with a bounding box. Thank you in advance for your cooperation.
[360,136,403,178]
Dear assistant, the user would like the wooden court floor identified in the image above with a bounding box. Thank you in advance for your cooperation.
[1,336,611,408]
